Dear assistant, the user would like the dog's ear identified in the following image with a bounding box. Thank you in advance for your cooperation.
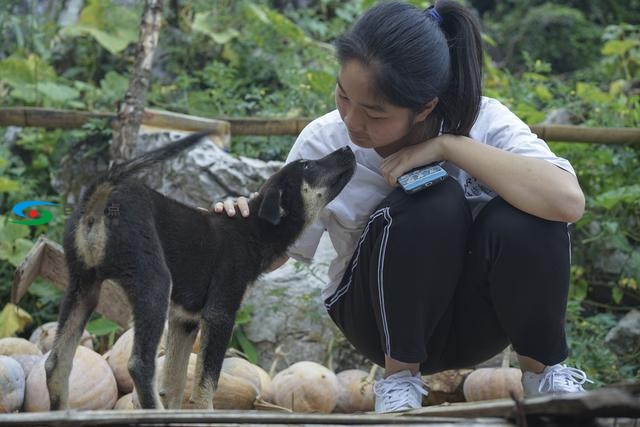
[258,186,284,225]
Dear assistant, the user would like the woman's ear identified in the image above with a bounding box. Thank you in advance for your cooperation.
[414,97,439,123]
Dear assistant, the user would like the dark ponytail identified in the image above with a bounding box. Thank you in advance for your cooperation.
[434,0,483,135]
[335,0,483,136]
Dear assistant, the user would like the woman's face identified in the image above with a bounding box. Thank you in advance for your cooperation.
[335,60,424,153]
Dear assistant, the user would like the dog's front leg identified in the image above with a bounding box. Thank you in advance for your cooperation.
[190,299,240,409]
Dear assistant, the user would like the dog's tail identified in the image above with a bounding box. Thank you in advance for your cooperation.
[104,131,213,183]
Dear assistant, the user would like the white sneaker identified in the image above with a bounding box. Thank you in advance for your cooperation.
[373,370,429,413]
[522,364,594,397]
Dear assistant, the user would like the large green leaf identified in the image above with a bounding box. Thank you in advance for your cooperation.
[87,317,122,336]
[0,303,33,338]
[602,39,640,57]
[192,12,240,44]
[594,185,640,209]
[62,0,138,55]
[36,82,80,102]
[0,54,58,86]
[64,25,135,55]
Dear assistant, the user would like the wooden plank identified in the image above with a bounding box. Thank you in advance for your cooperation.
[1,107,640,144]
[406,387,640,419]
[11,235,47,304]
[0,410,513,426]
[11,236,131,328]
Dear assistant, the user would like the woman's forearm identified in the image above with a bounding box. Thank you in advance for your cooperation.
[441,135,585,222]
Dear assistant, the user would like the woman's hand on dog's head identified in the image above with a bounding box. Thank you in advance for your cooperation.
[196,193,259,217]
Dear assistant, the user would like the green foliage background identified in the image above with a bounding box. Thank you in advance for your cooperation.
[0,0,638,383]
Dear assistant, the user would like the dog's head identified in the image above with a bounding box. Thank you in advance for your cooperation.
[257,146,356,226]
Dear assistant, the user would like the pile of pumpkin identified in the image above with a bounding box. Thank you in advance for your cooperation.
[0,323,524,413]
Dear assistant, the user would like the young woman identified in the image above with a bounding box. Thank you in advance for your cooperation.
[212,0,593,413]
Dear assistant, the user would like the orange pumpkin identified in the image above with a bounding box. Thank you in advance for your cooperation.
[462,367,524,401]
[0,355,25,413]
[334,369,374,413]
[24,346,118,411]
[271,361,339,413]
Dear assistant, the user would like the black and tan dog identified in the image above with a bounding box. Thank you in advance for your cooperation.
[45,132,356,410]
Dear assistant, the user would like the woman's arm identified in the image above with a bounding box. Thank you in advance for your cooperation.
[381,135,585,223]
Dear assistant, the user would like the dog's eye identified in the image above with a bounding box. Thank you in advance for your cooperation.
[303,162,310,170]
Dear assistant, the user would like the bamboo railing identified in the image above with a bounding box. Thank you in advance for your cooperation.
[0,107,639,144]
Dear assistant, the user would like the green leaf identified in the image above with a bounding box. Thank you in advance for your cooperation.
[611,287,624,304]
[594,185,640,209]
[234,328,257,364]
[99,71,129,101]
[192,12,240,44]
[570,279,588,302]
[602,39,640,57]
[63,0,139,55]
[306,70,335,94]
[576,82,611,104]
[0,217,30,242]
[64,26,134,55]
[234,305,253,326]
[0,177,20,192]
[28,279,64,305]
[86,317,122,336]
[0,303,33,338]
[36,82,80,102]
[534,84,553,102]
[0,54,58,86]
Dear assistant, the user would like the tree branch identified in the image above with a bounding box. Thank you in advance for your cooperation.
[110,0,163,164]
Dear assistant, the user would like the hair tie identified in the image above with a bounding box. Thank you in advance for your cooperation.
[426,5,442,25]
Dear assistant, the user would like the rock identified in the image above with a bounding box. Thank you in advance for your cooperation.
[542,108,578,125]
[242,233,370,373]
[594,250,629,275]
[52,131,280,210]
[605,309,640,358]
[128,132,280,208]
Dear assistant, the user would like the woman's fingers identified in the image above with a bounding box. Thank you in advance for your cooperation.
[209,194,257,217]
[223,198,237,216]
[236,196,250,217]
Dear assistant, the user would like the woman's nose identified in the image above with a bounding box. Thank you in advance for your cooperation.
[343,108,364,133]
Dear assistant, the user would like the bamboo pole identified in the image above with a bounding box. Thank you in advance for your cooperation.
[0,107,638,144]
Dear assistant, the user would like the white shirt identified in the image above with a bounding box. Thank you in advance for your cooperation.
[285,96,576,301]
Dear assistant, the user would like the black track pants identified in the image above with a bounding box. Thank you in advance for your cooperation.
[325,178,571,374]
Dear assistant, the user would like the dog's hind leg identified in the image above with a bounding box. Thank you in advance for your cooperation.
[159,306,198,409]
[127,264,172,409]
[190,286,245,409]
[45,269,101,410]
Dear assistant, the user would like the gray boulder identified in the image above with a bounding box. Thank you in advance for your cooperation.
[604,309,640,358]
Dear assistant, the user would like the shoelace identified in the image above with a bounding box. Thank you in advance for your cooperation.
[373,375,429,411]
[538,365,594,393]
